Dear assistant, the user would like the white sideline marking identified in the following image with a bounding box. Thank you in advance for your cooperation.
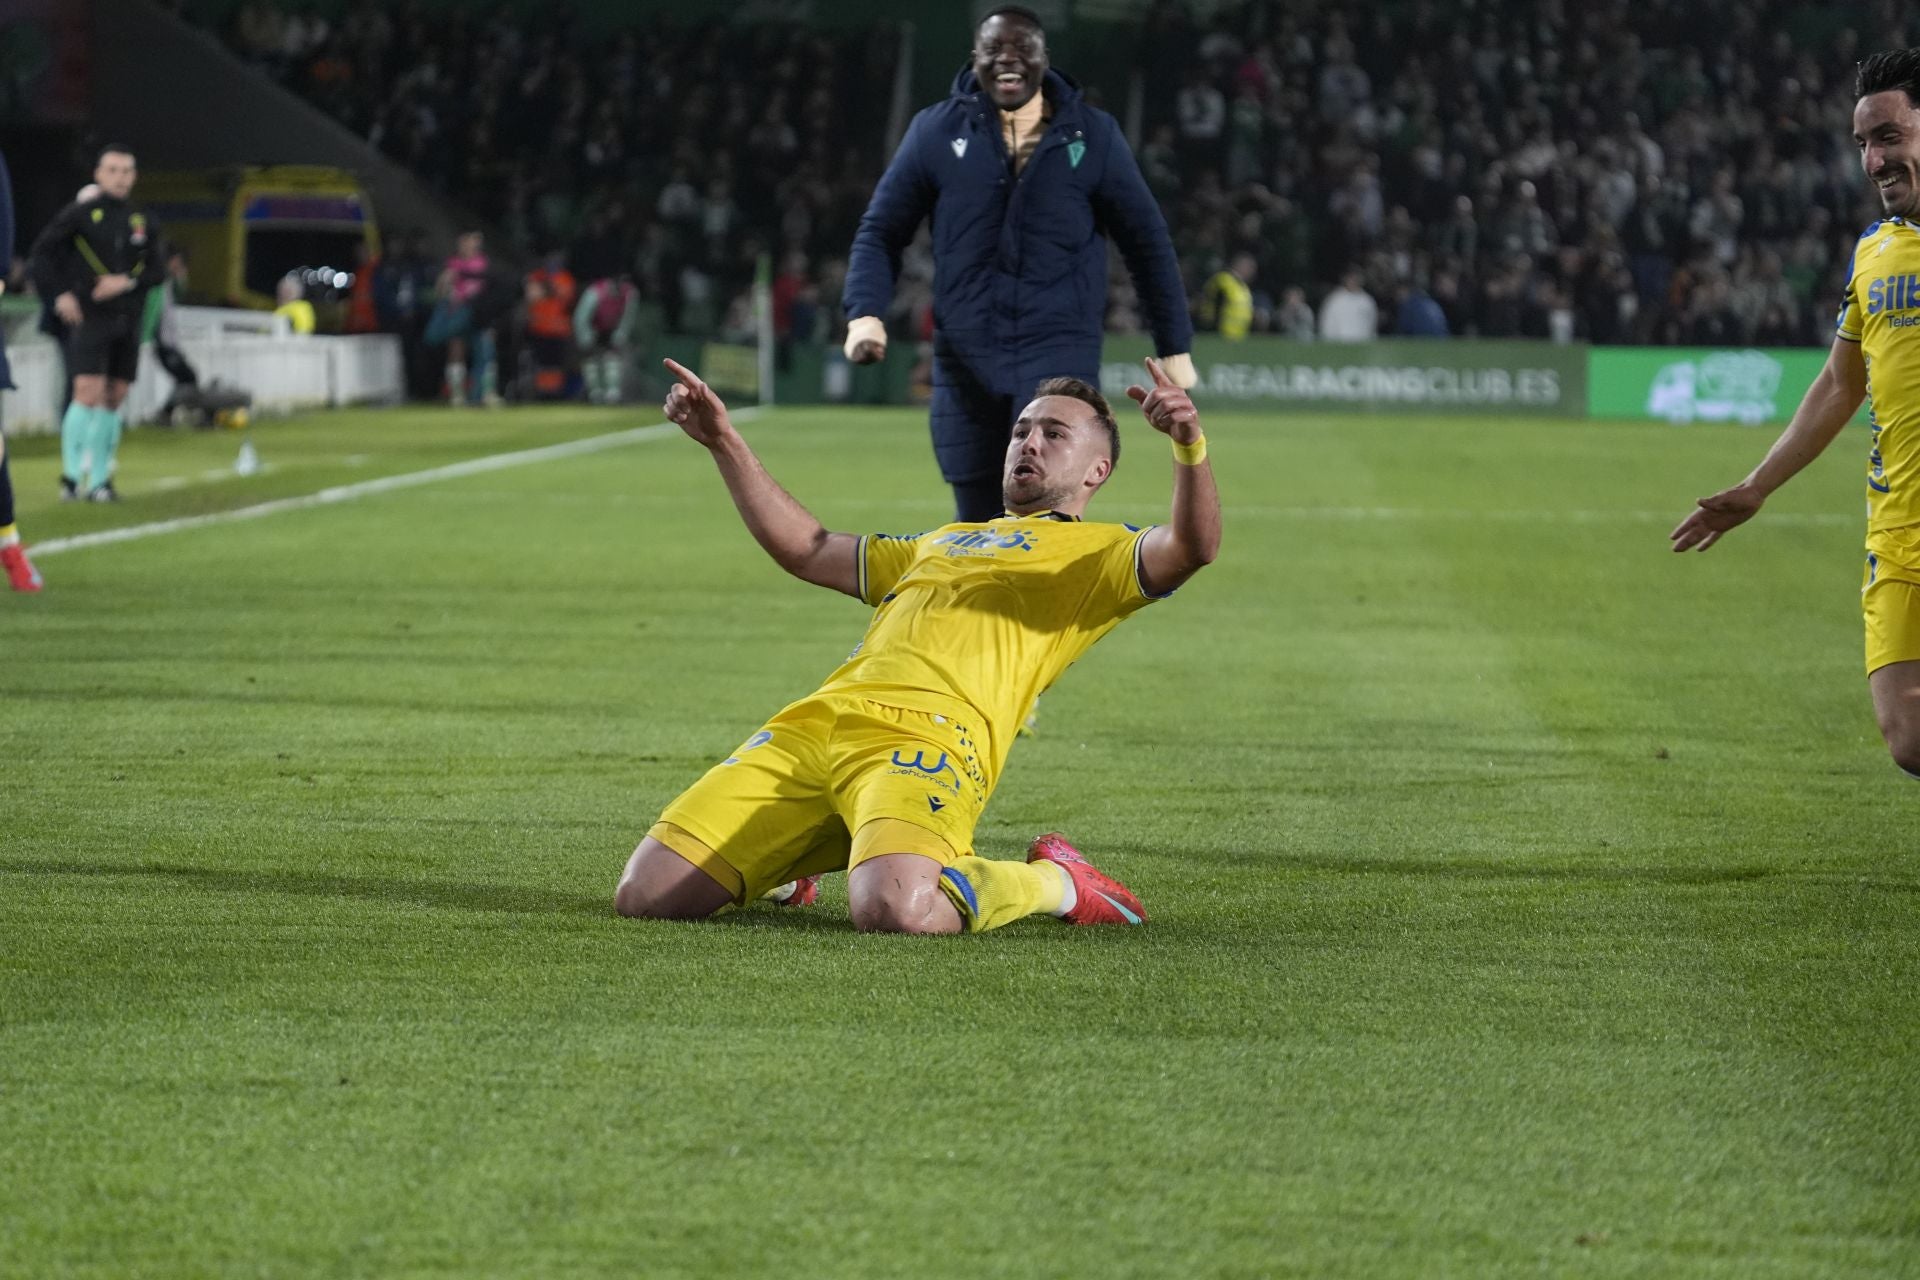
[31,414,735,559]
[151,465,279,492]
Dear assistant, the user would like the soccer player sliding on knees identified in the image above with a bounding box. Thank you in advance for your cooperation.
[1671,47,1920,778]
[616,357,1220,933]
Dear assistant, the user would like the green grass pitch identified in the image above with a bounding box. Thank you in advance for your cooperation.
[1,401,1915,1277]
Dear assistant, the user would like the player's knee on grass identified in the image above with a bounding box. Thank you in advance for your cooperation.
[1880,695,1920,774]
[1869,664,1920,776]
[1873,716,1920,775]
[847,853,963,935]
[614,837,734,920]
[1885,732,1920,778]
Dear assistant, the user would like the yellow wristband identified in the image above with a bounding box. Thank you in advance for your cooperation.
[1171,435,1208,466]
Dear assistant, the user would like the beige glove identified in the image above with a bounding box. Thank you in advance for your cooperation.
[1161,352,1198,389]
[844,315,888,363]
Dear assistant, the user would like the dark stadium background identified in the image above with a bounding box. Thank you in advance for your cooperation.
[1,0,1891,359]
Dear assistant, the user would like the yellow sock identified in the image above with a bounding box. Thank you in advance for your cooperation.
[0,524,16,545]
[937,856,1066,933]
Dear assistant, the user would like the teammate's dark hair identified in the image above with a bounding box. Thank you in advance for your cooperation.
[1856,48,1920,102]
[1032,376,1119,470]
[97,143,135,163]
[980,6,1044,33]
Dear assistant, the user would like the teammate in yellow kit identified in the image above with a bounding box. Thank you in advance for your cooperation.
[1672,47,1920,775]
[616,356,1221,933]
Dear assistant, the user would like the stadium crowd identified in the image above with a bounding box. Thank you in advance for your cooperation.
[1136,0,1890,344]
[215,0,1891,353]
[222,0,892,365]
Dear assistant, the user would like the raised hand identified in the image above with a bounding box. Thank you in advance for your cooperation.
[1125,356,1201,442]
[661,358,733,448]
[1670,484,1766,552]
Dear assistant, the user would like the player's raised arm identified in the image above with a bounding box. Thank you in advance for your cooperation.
[660,359,861,597]
[1669,335,1868,552]
[1091,116,1198,390]
[1129,357,1221,595]
[842,116,937,366]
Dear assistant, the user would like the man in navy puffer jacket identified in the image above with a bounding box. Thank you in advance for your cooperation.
[845,5,1196,522]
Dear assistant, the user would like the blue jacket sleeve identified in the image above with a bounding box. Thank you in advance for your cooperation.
[844,114,937,321]
[1090,116,1193,356]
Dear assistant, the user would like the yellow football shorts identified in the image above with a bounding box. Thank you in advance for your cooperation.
[651,694,991,904]
[1863,526,1920,674]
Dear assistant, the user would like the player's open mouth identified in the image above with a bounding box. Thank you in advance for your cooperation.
[1878,172,1907,195]
[1012,462,1038,479]
[995,73,1026,90]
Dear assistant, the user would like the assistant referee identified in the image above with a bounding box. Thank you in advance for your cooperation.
[28,145,163,502]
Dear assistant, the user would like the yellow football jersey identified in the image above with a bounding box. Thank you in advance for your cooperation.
[1838,216,1920,531]
[815,512,1167,782]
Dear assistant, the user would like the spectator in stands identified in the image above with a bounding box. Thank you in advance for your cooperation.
[1200,252,1258,340]
[1395,283,1449,339]
[771,251,817,370]
[428,231,497,407]
[573,274,639,406]
[1176,68,1227,174]
[344,239,380,335]
[1128,0,1871,346]
[1318,270,1378,342]
[524,249,578,400]
[227,10,889,352]
[373,229,437,399]
[275,275,316,334]
[224,0,1878,352]
[1275,286,1315,341]
[569,208,628,288]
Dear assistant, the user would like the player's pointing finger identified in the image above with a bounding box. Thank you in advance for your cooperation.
[662,358,704,391]
[1144,356,1174,388]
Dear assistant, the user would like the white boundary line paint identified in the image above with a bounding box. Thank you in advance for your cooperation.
[30,413,751,559]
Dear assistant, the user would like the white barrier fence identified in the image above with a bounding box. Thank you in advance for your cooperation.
[3,307,403,435]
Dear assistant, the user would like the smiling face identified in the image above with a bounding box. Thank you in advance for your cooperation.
[1855,89,1920,218]
[973,13,1047,112]
[1002,394,1112,515]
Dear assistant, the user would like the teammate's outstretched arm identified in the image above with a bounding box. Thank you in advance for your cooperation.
[1128,357,1221,596]
[1670,336,1867,552]
[660,359,861,597]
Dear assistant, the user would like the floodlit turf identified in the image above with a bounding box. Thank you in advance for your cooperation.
[2,402,1915,1278]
